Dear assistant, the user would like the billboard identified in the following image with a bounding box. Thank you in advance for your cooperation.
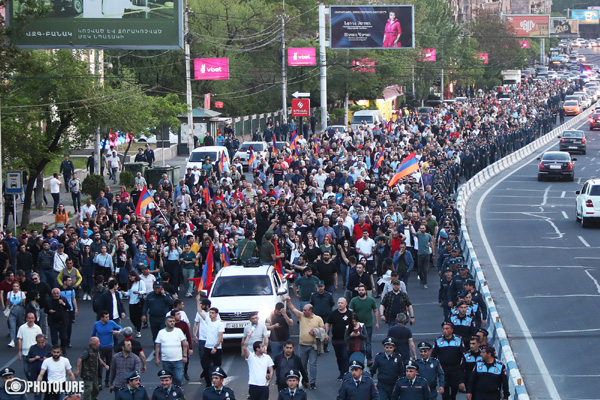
[288,48,316,66]
[5,0,183,49]
[520,40,529,48]
[550,18,579,37]
[505,15,550,38]
[421,49,436,61]
[571,9,599,24]
[475,53,488,64]
[352,59,375,73]
[330,5,414,49]
[194,58,230,81]
[292,99,310,117]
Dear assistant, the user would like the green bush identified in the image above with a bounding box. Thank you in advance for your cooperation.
[82,175,105,199]
[119,171,134,188]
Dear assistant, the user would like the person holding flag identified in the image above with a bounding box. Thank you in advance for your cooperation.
[220,241,231,268]
[259,230,286,266]
[272,134,278,156]
[247,147,255,169]
[388,152,420,187]
[135,186,153,216]
[375,148,385,171]
[313,138,319,155]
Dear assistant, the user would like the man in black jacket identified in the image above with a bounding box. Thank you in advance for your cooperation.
[272,341,308,391]
[47,288,71,354]
[98,280,126,323]
[31,272,52,337]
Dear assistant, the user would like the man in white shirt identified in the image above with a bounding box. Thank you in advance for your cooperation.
[154,315,188,387]
[356,230,376,273]
[80,199,97,222]
[198,307,225,386]
[193,298,211,382]
[17,313,43,378]
[37,345,76,399]
[242,313,269,354]
[50,173,61,215]
[107,151,121,184]
[242,333,274,400]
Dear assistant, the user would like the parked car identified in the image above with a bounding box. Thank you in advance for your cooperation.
[558,130,586,154]
[576,179,600,227]
[186,146,229,170]
[233,141,269,168]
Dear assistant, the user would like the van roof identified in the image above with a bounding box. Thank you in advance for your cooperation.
[191,146,227,152]
[216,265,272,278]
[353,110,381,115]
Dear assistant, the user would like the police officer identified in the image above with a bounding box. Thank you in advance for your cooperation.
[117,371,150,400]
[144,144,155,168]
[439,267,454,320]
[277,370,307,400]
[463,280,487,328]
[0,368,25,400]
[337,360,379,400]
[414,342,444,399]
[431,322,465,400]
[202,367,236,400]
[466,346,509,400]
[141,282,174,341]
[389,361,430,400]
[134,148,147,163]
[463,336,482,386]
[449,302,477,339]
[370,337,405,400]
[152,370,185,400]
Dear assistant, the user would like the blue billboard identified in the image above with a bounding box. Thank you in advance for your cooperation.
[571,9,599,25]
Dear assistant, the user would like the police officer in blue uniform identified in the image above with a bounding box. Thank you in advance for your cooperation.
[431,322,465,400]
[201,367,236,400]
[337,360,380,400]
[464,280,487,328]
[463,337,482,386]
[449,302,477,339]
[117,371,150,400]
[277,370,307,400]
[414,342,445,399]
[370,337,405,400]
[389,361,430,400]
[152,370,185,400]
[466,346,509,400]
[0,368,26,400]
[439,267,455,320]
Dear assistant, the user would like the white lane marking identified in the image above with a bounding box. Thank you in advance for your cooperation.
[562,211,569,219]
[475,131,567,400]
[1,355,18,370]
[496,245,596,249]
[520,294,600,298]
[578,236,591,247]
[147,350,154,362]
[541,185,551,206]
[592,158,596,162]
[561,191,566,198]
[581,166,586,171]
[584,270,600,294]
[503,264,588,269]
[520,211,564,239]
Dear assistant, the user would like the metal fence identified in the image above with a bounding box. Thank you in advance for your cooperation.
[231,107,318,140]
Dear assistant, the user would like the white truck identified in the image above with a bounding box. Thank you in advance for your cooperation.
[501,70,522,86]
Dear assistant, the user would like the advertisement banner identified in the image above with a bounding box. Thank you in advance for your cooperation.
[6,0,183,49]
[520,40,529,48]
[194,58,230,81]
[505,15,550,38]
[291,99,310,117]
[204,93,211,110]
[476,53,488,64]
[571,9,599,24]
[288,48,316,66]
[352,59,375,73]
[421,48,436,61]
[550,18,579,37]
[330,5,414,49]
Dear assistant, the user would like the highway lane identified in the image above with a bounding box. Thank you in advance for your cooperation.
[467,54,600,398]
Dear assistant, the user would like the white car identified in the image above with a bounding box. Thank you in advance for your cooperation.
[204,263,288,339]
[136,130,179,144]
[186,146,229,171]
[233,141,269,168]
[576,179,600,228]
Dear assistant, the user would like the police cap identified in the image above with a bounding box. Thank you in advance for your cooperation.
[349,360,364,370]
[126,371,141,381]
[382,337,396,346]
[405,360,419,370]
[285,369,301,380]
[1,368,15,377]
[441,321,454,328]
[157,370,172,379]
[211,367,227,378]
[417,342,432,350]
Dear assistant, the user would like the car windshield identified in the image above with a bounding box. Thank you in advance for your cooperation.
[563,131,584,138]
[590,186,600,196]
[352,115,373,124]
[189,151,217,162]
[542,153,570,161]
[564,101,578,106]
[240,143,264,151]
[211,276,273,297]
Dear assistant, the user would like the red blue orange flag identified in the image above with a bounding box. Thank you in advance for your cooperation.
[272,134,278,154]
[388,152,419,187]
[221,241,230,268]
[314,138,319,154]
[375,149,385,169]
[135,187,153,216]
[273,237,283,277]
[247,148,255,166]
[204,180,211,205]
[201,242,215,290]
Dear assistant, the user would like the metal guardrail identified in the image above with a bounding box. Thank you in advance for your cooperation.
[455,106,595,400]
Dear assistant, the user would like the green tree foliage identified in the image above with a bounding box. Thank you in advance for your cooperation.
[82,175,106,200]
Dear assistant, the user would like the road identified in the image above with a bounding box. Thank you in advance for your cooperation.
[466,48,600,399]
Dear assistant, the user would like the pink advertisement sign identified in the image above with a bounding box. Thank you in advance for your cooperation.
[288,48,316,66]
[475,53,489,64]
[520,40,530,48]
[422,48,436,61]
[194,58,229,80]
[352,59,375,73]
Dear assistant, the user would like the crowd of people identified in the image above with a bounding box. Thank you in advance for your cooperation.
[0,75,584,400]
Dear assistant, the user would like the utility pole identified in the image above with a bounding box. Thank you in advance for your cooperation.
[281,0,287,120]
[94,49,104,176]
[318,4,328,133]
[185,1,194,155]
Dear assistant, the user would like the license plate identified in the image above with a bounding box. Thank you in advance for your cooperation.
[569,146,578,149]
[549,164,562,169]
[227,322,249,329]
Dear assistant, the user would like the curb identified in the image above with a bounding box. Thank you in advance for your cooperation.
[456,106,595,400]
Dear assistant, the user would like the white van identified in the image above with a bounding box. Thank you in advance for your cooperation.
[350,110,384,131]
[186,146,229,170]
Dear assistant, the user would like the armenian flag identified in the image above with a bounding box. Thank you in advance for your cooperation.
[290,132,300,157]
[388,152,420,187]
[221,241,230,268]
[314,138,319,154]
[375,149,385,169]
[201,242,215,291]
[272,134,278,154]
[204,180,211,206]
[247,147,255,166]
[135,187,153,216]
[273,237,283,277]
[218,151,228,172]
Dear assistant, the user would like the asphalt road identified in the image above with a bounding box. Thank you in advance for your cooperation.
[466,48,600,400]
